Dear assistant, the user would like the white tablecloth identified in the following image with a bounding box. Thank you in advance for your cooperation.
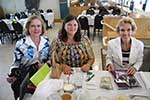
[29,70,150,100]
[42,12,54,27]
[2,18,28,30]
[18,18,28,28]
[2,19,14,30]
[82,71,150,100]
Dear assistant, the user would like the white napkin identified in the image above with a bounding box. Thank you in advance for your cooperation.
[140,72,150,89]
[31,79,64,100]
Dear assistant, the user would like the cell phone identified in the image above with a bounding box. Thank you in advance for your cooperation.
[86,71,95,82]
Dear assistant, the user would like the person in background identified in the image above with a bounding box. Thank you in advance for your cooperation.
[50,15,95,78]
[6,15,51,100]
[106,17,144,75]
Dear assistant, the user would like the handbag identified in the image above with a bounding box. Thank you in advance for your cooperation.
[8,62,39,80]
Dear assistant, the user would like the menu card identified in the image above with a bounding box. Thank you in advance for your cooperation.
[111,69,141,89]
[30,63,51,86]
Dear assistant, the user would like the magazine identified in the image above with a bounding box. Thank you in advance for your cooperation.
[111,69,141,89]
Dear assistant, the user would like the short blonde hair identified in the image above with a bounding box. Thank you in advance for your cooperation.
[116,17,137,33]
[24,15,46,35]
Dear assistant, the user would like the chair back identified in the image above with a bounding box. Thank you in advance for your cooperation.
[40,14,48,28]
[0,21,10,31]
[99,7,109,16]
[47,9,53,13]
[20,12,28,19]
[112,8,121,15]
[12,21,23,34]
[0,20,16,44]
[15,12,21,19]
[78,16,89,30]
[39,9,44,13]
[94,14,103,29]
[41,14,48,24]
[86,9,95,15]
[89,6,96,10]
[5,14,11,19]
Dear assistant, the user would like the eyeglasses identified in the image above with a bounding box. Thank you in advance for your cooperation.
[119,28,132,32]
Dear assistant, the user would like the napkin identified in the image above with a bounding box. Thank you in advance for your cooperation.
[31,79,64,100]
[140,72,150,89]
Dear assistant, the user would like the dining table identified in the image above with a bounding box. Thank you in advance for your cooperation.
[28,68,150,100]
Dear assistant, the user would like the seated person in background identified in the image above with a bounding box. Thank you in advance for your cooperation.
[50,15,95,78]
[6,15,51,100]
[105,17,144,75]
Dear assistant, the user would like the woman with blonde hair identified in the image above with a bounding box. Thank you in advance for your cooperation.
[106,17,144,75]
[7,15,51,100]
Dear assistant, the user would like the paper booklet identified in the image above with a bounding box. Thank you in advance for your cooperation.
[111,69,141,90]
[30,63,51,86]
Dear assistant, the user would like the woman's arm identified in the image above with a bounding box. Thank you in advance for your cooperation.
[131,41,144,71]
[81,37,95,72]
[105,41,115,71]
[9,41,24,74]
[106,41,114,67]
[7,41,23,83]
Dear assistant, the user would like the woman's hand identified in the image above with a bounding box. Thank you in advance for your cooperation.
[62,64,72,75]
[127,67,136,76]
[106,64,115,72]
[6,76,17,84]
[46,60,51,67]
[81,64,90,72]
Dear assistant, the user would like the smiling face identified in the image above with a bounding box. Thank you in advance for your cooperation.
[29,18,42,38]
[64,19,78,36]
[119,23,133,43]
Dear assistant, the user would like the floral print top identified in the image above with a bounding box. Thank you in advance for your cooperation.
[10,36,50,70]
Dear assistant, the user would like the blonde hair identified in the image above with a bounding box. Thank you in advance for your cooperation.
[116,17,137,33]
[24,15,46,35]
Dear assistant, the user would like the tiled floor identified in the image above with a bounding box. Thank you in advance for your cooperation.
[0,23,103,100]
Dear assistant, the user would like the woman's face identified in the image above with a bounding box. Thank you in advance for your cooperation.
[29,18,42,37]
[119,23,133,42]
[64,19,78,36]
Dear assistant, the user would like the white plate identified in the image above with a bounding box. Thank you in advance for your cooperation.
[96,96,109,100]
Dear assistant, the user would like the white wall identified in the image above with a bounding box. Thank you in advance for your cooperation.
[40,0,60,18]
[0,0,19,13]
[0,0,61,18]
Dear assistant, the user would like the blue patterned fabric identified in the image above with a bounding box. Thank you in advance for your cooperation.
[11,36,50,69]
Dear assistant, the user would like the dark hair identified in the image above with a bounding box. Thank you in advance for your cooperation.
[24,15,46,36]
[59,15,81,42]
